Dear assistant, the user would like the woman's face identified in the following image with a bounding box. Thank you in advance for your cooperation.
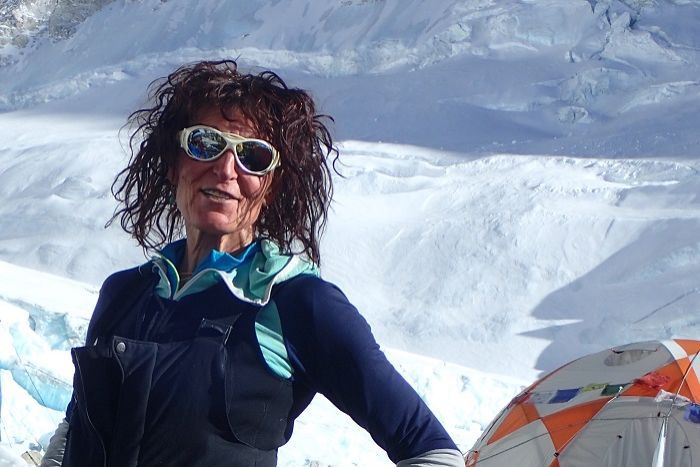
[171,106,272,247]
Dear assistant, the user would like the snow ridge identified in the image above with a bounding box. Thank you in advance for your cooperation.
[1,0,699,157]
[1,0,700,465]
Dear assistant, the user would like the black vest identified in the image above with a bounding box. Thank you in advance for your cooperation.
[63,269,294,467]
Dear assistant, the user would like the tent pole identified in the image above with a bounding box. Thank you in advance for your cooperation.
[651,416,667,467]
[651,348,699,467]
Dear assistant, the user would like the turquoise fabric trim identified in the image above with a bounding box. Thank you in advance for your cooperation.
[148,238,318,379]
[152,239,262,300]
[160,238,319,304]
[175,270,223,298]
[159,241,184,296]
[239,240,320,304]
[153,258,174,298]
[193,241,260,275]
[254,301,292,379]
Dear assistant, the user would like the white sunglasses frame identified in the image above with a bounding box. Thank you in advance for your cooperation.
[177,125,280,176]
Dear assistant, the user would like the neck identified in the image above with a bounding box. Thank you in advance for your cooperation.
[181,229,254,275]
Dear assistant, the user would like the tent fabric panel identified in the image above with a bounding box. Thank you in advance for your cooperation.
[664,339,692,360]
[612,341,665,353]
[535,387,612,418]
[473,399,527,451]
[541,398,611,453]
[662,416,694,467]
[622,358,689,398]
[624,357,700,401]
[558,399,693,467]
[554,401,657,465]
[691,355,700,374]
[487,402,541,445]
[680,367,700,402]
[560,414,694,467]
[673,339,700,358]
[474,419,555,466]
[469,405,511,453]
[560,415,663,466]
[687,353,700,402]
[674,412,700,462]
[469,341,700,467]
[529,359,579,394]
[534,346,674,394]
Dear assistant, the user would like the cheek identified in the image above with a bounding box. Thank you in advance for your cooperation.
[174,158,205,191]
[174,182,193,218]
[173,165,200,211]
[239,175,265,197]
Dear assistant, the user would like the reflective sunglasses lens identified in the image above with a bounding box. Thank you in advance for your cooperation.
[235,141,274,173]
[187,128,227,160]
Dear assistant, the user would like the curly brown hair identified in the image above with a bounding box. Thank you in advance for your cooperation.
[110,60,337,264]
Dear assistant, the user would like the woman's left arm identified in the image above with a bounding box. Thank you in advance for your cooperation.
[396,449,465,466]
[39,418,69,467]
[279,278,464,466]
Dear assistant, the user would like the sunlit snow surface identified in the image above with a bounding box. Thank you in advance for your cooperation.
[1,0,700,465]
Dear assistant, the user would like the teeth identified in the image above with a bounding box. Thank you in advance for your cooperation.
[202,189,233,199]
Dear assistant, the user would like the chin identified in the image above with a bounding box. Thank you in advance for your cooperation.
[191,214,241,235]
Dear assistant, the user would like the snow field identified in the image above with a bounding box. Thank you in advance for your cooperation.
[1,0,700,465]
[2,1,700,155]
[1,121,699,463]
[325,144,700,377]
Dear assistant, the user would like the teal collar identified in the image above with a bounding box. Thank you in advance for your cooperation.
[159,238,260,274]
[151,238,319,305]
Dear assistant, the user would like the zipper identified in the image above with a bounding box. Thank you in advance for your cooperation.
[72,351,107,467]
[153,254,293,304]
[154,256,226,301]
[173,268,224,300]
[152,255,219,300]
[152,254,180,297]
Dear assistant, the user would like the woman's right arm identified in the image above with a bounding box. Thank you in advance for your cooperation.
[279,277,463,466]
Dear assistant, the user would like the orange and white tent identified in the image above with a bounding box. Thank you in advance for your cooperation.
[466,339,700,467]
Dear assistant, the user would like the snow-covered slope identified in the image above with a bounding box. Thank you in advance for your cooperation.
[2,0,700,155]
[1,0,699,465]
[1,117,697,379]
[324,145,700,375]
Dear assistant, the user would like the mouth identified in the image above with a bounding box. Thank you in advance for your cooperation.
[201,188,236,201]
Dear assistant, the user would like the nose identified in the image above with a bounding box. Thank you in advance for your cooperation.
[212,150,238,180]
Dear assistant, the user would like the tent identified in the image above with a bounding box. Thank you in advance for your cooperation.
[466,339,700,467]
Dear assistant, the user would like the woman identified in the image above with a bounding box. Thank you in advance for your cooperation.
[41,60,463,467]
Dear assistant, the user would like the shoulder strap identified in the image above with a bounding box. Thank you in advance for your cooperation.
[86,266,155,345]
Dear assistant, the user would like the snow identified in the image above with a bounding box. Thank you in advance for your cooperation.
[1,0,700,465]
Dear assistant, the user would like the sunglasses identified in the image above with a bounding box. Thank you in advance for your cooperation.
[177,125,280,176]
